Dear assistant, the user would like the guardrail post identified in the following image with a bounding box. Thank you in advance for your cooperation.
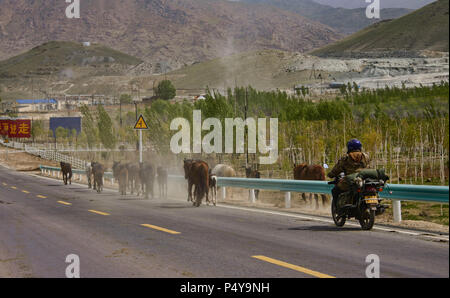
[221,187,226,200]
[249,189,256,203]
[285,192,291,209]
[393,200,402,223]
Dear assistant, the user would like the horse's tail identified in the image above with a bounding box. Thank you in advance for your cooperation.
[69,169,73,180]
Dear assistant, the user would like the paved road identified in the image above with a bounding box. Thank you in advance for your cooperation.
[0,165,448,278]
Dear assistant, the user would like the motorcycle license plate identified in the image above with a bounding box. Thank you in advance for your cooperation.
[364,196,378,204]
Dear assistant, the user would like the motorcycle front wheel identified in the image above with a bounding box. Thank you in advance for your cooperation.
[331,198,346,227]
[359,209,375,230]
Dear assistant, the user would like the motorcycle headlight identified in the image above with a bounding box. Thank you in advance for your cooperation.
[356,177,364,188]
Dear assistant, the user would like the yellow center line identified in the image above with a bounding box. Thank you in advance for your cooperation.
[2,183,7,186]
[37,195,47,199]
[88,210,110,216]
[141,224,181,235]
[252,255,335,278]
[10,186,17,189]
[22,190,30,194]
[58,201,72,206]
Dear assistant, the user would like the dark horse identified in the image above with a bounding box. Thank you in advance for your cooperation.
[183,159,209,207]
[157,166,168,199]
[293,163,329,209]
[126,163,142,196]
[245,166,261,200]
[60,162,72,185]
[113,162,128,195]
[140,162,155,199]
[92,162,105,193]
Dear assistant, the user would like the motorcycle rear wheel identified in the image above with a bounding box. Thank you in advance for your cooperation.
[331,198,346,227]
[359,209,375,230]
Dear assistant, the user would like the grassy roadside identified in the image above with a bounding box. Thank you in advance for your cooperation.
[401,201,449,226]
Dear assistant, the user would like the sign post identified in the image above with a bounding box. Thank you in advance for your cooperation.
[134,115,149,163]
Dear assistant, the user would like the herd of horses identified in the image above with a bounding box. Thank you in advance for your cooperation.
[59,160,330,209]
[110,161,168,199]
[59,160,168,198]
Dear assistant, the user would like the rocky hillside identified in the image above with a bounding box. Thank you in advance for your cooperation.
[243,0,412,34]
[0,0,340,71]
[312,0,449,57]
[0,41,143,78]
[313,0,436,9]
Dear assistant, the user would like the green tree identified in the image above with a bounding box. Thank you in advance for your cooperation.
[97,104,116,149]
[80,104,98,148]
[120,94,132,104]
[31,120,44,142]
[154,80,176,100]
[55,127,69,144]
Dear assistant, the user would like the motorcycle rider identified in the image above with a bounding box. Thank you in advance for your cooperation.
[328,139,370,204]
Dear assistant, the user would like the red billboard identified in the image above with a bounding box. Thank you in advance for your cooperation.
[0,119,31,138]
[0,119,9,136]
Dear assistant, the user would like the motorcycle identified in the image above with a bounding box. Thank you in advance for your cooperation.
[329,173,389,230]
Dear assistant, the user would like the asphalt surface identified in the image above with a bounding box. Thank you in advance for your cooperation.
[0,165,448,278]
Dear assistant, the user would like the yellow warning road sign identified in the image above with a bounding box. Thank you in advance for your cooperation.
[134,115,149,130]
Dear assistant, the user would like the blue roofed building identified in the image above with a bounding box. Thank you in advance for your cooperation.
[15,99,59,112]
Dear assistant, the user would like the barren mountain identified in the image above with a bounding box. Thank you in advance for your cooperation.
[313,0,436,9]
[312,0,449,57]
[0,0,340,71]
[242,0,412,34]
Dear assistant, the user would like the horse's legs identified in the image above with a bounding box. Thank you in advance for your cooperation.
[321,194,329,206]
[187,182,193,202]
[301,193,307,202]
[314,193,319,209]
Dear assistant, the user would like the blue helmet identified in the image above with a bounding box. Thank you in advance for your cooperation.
[347,139,362,152]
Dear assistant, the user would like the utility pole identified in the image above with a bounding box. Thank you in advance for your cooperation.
[245,87,248,168]
[119,95,122,127]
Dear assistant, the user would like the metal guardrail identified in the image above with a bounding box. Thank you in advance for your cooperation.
[216,177,449,204]
[38,165,449,204]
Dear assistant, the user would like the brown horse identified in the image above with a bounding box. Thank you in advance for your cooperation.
[140,162,155,199]
[92,162,105,193]
[60,162,72,185]
[183,159,209,207]
[157,166,168,199]
[126,163,142,196]
[293,163,329,209]
[113,161,128,195]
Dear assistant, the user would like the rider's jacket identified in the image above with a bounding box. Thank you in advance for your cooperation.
[327,150,370,179]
